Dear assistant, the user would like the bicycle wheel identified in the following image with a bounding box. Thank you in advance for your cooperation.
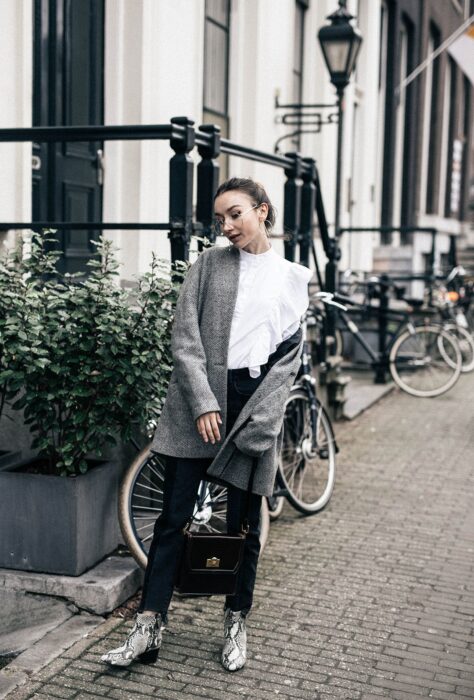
[267,490,285,521]
[440,323,474,373]
[119,446,270,570]
[389,324,462,398]
[278,389,337,515]
[466,306,474,335]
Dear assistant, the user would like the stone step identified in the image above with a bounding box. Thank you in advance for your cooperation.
[0,553,143,616]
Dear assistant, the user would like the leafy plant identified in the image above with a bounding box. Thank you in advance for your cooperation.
[0,231,187,476]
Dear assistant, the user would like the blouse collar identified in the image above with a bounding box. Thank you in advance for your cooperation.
[239,244,275,262]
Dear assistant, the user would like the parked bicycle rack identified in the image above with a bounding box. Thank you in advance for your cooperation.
[333,225,457,384]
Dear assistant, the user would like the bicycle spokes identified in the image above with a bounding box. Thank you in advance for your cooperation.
[389,325,461,397]
[279,390,336,513]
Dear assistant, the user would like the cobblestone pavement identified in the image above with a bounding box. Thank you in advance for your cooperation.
[5,373,474,700]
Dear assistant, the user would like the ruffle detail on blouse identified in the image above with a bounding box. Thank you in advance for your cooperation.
[228,258,312,378]
[279,263,313,332]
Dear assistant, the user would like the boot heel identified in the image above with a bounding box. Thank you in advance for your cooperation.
[138,647,159,664]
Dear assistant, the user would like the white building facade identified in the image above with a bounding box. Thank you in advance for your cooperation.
[0,0,472,285]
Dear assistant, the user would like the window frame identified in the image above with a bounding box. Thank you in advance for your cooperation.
[203,0,231,120]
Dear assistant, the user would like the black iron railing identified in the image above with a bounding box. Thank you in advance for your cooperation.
[0,116,335,272]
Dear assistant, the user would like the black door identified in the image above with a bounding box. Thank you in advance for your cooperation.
[33,0,105,274]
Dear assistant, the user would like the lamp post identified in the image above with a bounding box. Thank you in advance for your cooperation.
[318,0,362,343]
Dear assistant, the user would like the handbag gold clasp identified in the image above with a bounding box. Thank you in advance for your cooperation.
[206,556,220,568]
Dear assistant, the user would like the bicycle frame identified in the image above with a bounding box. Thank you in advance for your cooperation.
[338,305,405,360]
[336,300,435,383]
[270,320,321,500]
[292,319,325,453]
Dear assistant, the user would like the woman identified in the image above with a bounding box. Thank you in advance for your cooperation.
[101,177,312,672]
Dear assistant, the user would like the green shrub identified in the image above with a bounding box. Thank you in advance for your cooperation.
[0,230,187,475]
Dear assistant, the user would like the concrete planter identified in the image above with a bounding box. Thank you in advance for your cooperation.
[0,459,120,576]
[0,450,22,470]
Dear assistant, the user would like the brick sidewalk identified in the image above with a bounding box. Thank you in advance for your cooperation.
[5,374,474,699]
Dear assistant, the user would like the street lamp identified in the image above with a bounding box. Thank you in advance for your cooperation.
[318,1,363,92]
[318,0,362,240]
[317,0,362,347]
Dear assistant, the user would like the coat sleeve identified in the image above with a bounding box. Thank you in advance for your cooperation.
[171,254,221,422]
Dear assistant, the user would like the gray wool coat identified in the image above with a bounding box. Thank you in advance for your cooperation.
[150,244,305,497]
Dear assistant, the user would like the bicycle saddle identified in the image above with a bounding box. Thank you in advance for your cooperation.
[402,297,424,308]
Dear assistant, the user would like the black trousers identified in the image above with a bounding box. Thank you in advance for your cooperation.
[138,367,266,622]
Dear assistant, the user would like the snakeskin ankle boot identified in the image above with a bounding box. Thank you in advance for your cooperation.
[101,611,163,667]
[221,608,247,672]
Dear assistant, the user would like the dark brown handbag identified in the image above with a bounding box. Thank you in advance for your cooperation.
[174,457,258,596]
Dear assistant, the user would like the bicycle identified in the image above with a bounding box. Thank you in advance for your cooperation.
[269,312,338,516]
[366,270,474,374]
[444,265,474,334]
[426,288,474,374]
[428,266,474,372]
[313,283,463,398]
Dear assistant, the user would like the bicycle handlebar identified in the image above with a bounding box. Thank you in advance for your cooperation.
[312,291,348,310]
[445,265,466,284]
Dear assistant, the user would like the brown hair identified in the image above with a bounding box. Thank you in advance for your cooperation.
[214,177,276,236]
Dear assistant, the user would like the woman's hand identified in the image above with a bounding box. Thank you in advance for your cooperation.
[196,411,222,444]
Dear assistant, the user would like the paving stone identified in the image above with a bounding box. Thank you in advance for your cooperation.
[459,670,474,681]
[2,373,473,699]
[369,676,429,695]
[428,691,473,700]
[34,685,77,699]
[0,678,34,700]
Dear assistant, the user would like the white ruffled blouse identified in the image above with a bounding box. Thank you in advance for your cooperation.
[227,244,313,377]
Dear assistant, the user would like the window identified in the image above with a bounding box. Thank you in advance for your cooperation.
[444,57,459,218]
[392,22,408,234]
[203,0,231,176]
[439,252,451,274]
[291,0,307,149]
[376,2,388,228]
[460,76,471,220]
[426,23,441,214]
[419,32,434,215]
[438,57,452,215]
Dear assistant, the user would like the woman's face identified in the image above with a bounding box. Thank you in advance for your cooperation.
[214,190,269,249]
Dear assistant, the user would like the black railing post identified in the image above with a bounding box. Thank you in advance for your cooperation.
[324,240,341,352]
[427,228,437,305]
[283,152,302,262]
[428,228,437,277]
[169,116,195,264]
[300,158,316,268]
[314,163,336,363]
[448,234,457,269]
[313,163,340,299]
[375,273,390,384]
[196,124,221,251]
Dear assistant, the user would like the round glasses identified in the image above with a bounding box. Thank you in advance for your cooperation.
[213,204,260,237]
